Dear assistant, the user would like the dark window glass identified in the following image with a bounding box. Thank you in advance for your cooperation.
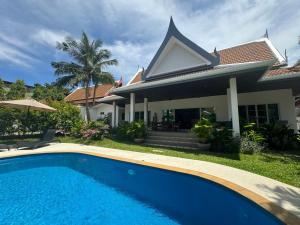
[238,106,247,124]
[140,112,144,120]
[135,112,139,120]
[257,104,267,124]
[247,105,256,123]
[268,104,279,123]
[121,113,125,120]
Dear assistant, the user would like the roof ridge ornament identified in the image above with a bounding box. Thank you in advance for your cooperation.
[263,29,269,39]
[284,49,288,64]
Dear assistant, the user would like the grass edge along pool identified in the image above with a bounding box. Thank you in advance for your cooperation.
[0,152,295,225]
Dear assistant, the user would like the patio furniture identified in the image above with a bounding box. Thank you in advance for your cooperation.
[0,144,9,151]
[17,129,56,150]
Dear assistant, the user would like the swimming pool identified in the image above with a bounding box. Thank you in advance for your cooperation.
[0,153,284,225]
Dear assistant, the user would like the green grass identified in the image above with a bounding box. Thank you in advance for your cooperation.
[57,136,300,188]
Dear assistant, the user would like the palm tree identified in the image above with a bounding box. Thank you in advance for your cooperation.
[52,32,117,121]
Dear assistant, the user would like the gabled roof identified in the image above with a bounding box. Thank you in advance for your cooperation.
[128,38,288,84]
[127,69,143,85]
[143,17,219,80]
[65,84,113,104]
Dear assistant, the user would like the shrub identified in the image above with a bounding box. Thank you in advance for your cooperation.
[239,123,265,154]
[260,123,296,151]
[210,127,235,152]
[239,137,264,154]
[115,121,146,140]
[192,117,213,143]
[49,101,83,133]
[81,129,104,140]
[128,121,146,139]
[70,120,85,138]
[243,123,265,144]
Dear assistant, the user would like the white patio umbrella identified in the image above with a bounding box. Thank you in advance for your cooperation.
[0,99,56,112]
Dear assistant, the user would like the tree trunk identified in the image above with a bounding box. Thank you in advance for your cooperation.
[92,83,98,106]
[85,83,91,121]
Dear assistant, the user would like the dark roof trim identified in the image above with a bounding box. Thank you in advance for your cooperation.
[143,17,220,80]
[112,60,274,94]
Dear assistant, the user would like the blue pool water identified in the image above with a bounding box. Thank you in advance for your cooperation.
[0,153,283,225]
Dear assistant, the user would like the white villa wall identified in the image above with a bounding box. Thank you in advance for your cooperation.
[90,103,113,121]
[124,89,297,130]
[78,104,113,121]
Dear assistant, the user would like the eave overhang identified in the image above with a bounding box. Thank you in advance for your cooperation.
[111,60,274,95]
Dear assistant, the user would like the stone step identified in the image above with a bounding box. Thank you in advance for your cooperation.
[144,142,200,150]
[147,135,199,142]
[145,139,200,149]
[147,131,196,138]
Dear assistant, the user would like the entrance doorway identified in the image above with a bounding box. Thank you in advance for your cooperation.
[175,108,200,129]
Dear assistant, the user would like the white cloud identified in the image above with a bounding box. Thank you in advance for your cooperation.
[105,40,159,82]
[32,29,69,47]
[0,42,35,68]
[0,0,299,82]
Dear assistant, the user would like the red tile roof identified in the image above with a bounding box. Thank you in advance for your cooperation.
[218,41,280,65]
[128,70,143,85]
[65,84,113,104]
[264,68,300,77]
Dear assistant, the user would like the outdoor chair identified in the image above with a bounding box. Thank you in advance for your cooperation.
[17,129,56,150]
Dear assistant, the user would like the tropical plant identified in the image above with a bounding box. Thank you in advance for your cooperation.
[0,79,6,100]
[81,129,104,140]
[49,101,83,133]
[243,123,265,143]
[51,32,117,121]
[210,127,234,152]
[6,80,26,100]
[32,83,69,101]
[115,121,146,140]
[239,137,264,154]
[260,123,295,151]
[192,117,213,143]
[128,121,146,139]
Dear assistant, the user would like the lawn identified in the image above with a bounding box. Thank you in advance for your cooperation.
[57,136,300,188]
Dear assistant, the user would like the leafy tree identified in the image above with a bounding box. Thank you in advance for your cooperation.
[6,80,26,100]
[49,101,82,132]
[32,83,69,101]
[0,79,6,100]
[52,32,117,121]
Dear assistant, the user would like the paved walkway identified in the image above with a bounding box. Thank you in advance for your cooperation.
[1,143,299,218]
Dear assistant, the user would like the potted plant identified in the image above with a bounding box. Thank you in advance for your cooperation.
[128,121,146,143]
[192,117,213,144]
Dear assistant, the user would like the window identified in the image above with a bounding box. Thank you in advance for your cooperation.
[257,104,267,124]
[98,112,105,119]
[134,111,151,122]
[121,113,125,121]
[268,104,279,123]
[238,104,279,126]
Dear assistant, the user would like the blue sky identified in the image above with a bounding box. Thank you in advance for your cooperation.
[0,0,299,86]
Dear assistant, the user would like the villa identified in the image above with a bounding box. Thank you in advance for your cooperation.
[94,18,300,137]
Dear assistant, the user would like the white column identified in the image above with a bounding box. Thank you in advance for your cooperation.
[227,88,232,121]
[116,105,119,127]
[144,98,148,125]
[112,101,116,127]
[130,93,135,122]
[229,78,240,137]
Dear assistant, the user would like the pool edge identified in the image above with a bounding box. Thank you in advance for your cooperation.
[0,149,299,225]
